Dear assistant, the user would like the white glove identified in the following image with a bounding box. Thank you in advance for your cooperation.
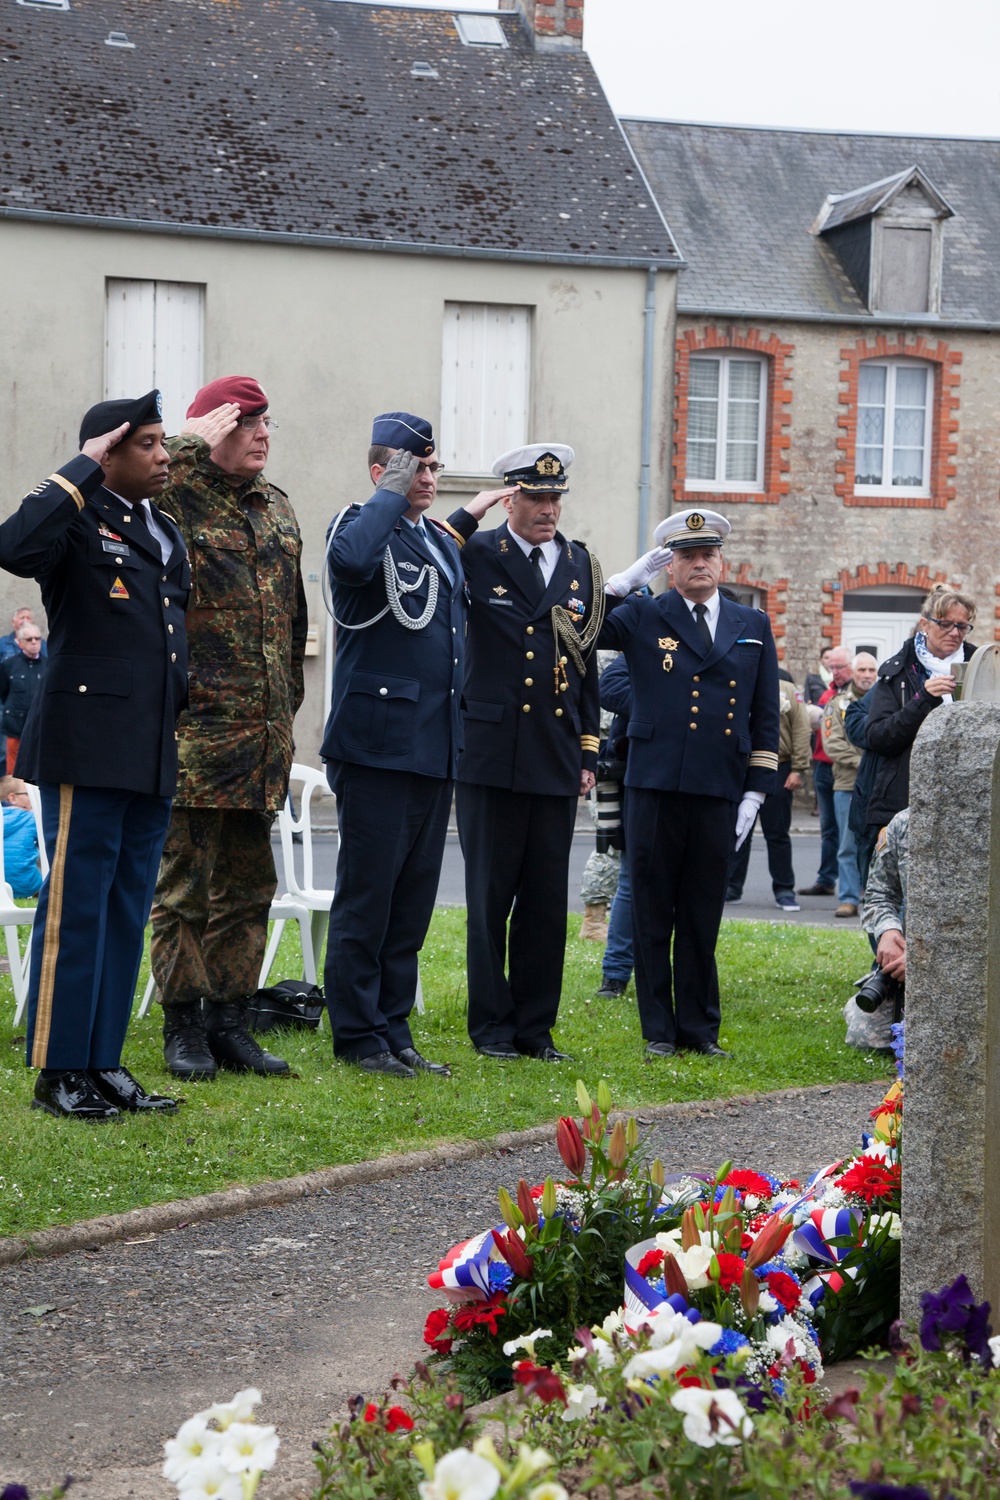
[605,546,673,597]
[734,793,764,851]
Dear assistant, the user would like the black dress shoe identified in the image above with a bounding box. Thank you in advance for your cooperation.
[205,1002,289,1076]
[645,1041,677,1058]
[32,1071,120,1121]
[396,1047,451,1077]
[163,1002,217,1081]
[356,1050,415,1078]
[688,1041,732,1058]
[89,1066,178,1113]
[523,1046,572,1062]
[797,884,836,897]
[595,978,627,999]
[476,1045,521,1061]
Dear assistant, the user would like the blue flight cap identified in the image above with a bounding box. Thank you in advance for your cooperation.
[371,412,435,457]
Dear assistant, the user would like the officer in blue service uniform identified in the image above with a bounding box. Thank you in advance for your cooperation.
[0,391,190,1119]
[322,412,482,1078]
[444,444,604,1060]
[596,508,779,1059]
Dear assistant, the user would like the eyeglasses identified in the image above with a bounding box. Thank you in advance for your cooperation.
[237,414,277,431]
[929,619,972,637]
[20,635,41,642]
[416,462,444,475]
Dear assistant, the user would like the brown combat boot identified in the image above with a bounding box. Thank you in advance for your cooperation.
[580,902,609,942]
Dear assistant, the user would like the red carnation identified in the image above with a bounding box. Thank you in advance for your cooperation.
[452,1293,507,1335]
[835,1159,901,1205]
[723,1169,774,1199]
[765,1270,802,1312]
[713,1252,747,1293]
[423,1307,454,1354]
[740,1232,754,1251]
[385,1405,414,1433]
[637,1249,665,1278]
[513,1361,567,1406]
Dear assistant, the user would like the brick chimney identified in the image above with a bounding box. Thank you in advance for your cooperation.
[498,0,584,51]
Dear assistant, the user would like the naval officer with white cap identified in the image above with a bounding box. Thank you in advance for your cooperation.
[595,508,780,1058]
[444,444,604,1061]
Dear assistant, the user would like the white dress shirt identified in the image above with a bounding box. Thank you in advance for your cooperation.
[682,588,720,641]
[401,514,454,586]
[507,526,560,586]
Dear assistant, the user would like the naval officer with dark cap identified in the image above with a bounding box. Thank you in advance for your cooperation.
[444,444,604,1060]
[0,392,189,1118]
[596,508,779,1059]
[321,413,514,1077]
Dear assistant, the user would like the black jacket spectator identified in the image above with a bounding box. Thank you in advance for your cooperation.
[0,649,46,737]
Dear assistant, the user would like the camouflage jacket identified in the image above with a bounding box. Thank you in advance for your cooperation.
[861,807,908,942]
[162,436,308,811]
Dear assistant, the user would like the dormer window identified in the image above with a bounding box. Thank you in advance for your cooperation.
[814,166,952,317]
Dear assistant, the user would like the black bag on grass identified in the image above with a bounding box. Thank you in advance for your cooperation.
[245,980,324,1034]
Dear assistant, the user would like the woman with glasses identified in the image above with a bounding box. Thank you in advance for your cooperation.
[863,584,977,835]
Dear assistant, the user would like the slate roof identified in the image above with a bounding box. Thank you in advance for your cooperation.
[0,0,680,266]
[621,119,1000,322]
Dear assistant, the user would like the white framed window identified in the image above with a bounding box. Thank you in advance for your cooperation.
[855,359,932,496]
[685,354,766,491]
[105,279,205,437]
[440,302,531,474]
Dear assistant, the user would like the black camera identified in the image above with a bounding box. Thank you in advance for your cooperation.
[853,962,904,1019]
[594,779,624,852]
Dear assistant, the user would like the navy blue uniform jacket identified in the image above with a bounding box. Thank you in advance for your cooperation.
[596,588,780,800]
[446,513,601,795]
[0,455,190,798]
[321,487,466,779]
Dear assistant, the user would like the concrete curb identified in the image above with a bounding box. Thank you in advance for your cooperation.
[0,1081,876,1269]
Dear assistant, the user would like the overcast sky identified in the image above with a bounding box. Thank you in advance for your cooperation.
[380,0,1000,138]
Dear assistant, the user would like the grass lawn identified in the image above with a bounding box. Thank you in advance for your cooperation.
[0,911,883,1239]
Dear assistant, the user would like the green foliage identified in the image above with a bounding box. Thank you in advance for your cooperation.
[813,1218,902,1364]
[0,913,879,1239]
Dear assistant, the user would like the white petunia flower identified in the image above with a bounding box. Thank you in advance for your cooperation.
[418,1449,502,1500]
[218,1421,279,1475]
[623,1309,722,1380]
[163,1417,222,1483]
[560,1383,600,1422]
[503,1328,553,1358]
[175,1454,243,1500]
[989,1335,1000,1369]
[670,1387,752,1448]
[529,1485,570,1500]
[199,1388,263,1431]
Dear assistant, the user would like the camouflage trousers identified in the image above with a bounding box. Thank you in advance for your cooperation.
[580,847,621,904]
[150,808,277,1007]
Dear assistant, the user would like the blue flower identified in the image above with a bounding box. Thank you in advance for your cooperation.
[848,1484,933,1500]
[890,1019,905,1080]
[1,1486,31,1500]
[919,1274,993,1369]
[488,1261,514,1293]
[709,1328,750,1358]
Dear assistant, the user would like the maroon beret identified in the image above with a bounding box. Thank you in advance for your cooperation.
[186,375,268,419]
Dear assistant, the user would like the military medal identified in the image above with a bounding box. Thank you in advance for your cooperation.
[109,576,130,599]
[492,585,508,596]
[499,538,509,553]
[570,579,579,591]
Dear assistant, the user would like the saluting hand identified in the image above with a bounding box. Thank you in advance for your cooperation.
[464,486,519,521]
[80,422,130,468]
[374,450,420,496]
[181,403,242,448]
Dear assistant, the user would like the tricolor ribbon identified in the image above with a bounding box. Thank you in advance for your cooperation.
[427,1225,507,1304]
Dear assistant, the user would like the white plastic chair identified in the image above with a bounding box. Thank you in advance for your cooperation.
[6,785,47,1025]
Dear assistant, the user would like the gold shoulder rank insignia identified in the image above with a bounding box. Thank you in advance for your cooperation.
[493,585,508,596]
[109,576,130,600]
[570,580,580,591]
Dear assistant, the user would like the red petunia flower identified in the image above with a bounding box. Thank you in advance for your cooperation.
[637,1249,665,1278]
[423,1307,454,1354]
[452,1293,508,1335]
[740,1232,754,1252]
[363,1402,379,1423]
[835,1159,901,1205]
[385,1405,414,1433]
[723,1169,774,1199]
[765,1270,802,1312]
[713,1252,747,1293]
[512,1361,567,1406]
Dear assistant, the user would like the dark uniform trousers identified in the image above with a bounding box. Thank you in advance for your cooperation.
[150,808,277,1006]
[324,762,452,1061]
[458,783,577,1053]
[27,783,172,1070]
[625,788,734,1050]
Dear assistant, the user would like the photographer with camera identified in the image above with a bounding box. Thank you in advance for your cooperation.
[845,807,908,1049]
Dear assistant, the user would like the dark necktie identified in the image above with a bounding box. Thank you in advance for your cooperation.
[528,545,545,598]
[126,501,150,539]
[693,601,713,652]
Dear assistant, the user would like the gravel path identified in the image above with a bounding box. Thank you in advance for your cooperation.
[0,1081,882,1499]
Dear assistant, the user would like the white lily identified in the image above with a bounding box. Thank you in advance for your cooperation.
[670,1387,753,1448]
[502,1327,553,1358]
[218,1421,280,1475]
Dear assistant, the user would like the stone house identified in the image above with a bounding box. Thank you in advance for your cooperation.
[622,119,1000,678]
[0,0,681,758]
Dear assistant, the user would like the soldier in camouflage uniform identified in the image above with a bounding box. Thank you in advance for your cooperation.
[150,376,309,1080]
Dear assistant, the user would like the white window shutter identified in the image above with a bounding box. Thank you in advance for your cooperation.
[105,278,156,399]
[105,279,204,435]
[440,303,531,472]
